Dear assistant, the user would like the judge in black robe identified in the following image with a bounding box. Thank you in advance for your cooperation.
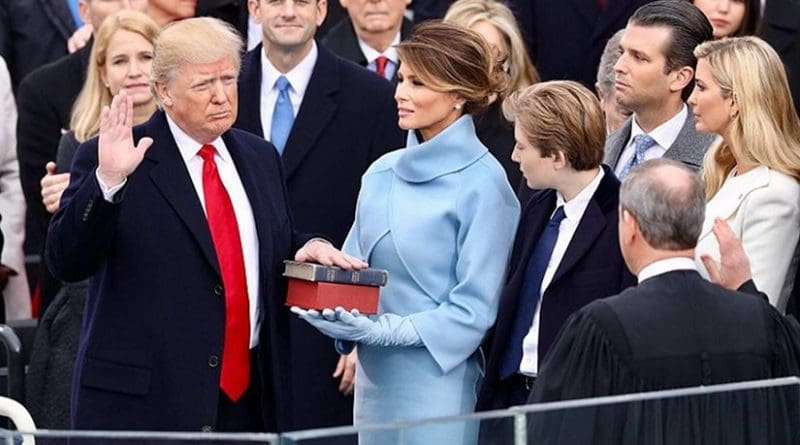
[525,160,800,445]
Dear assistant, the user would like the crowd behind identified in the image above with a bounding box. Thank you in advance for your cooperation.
[2,0,800,443]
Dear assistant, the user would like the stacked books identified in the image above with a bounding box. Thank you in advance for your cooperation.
[283,261,388,314]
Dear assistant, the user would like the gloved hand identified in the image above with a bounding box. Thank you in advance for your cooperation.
[291,306,421,347]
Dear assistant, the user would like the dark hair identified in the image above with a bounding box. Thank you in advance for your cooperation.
[629,0,714,99]
[397,21,509,116]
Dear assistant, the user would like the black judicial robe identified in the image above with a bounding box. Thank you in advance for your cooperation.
[527,270,800,444]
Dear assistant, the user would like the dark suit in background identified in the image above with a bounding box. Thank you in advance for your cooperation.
[477,165,636,414]
[46,111,306,433]
[322,16,413,85]
[197,0,249,38]
[0,0,76,92]
[16,42,91,312]
[603,113,715,172]
[506,0,652,88]
[235,43,404,430]
[760,0,800,113]
[527,269,800,443]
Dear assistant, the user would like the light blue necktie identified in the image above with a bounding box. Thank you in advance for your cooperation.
[618,134,657,180]
[270,76,294,155]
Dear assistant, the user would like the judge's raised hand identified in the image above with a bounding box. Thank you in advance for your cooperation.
[294,239,368,270]
[701,218,752,290]
[97,90,153,187]
[40,161,70,213]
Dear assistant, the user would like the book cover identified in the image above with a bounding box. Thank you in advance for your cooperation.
[283,260,388,287]
[285,279,380,314]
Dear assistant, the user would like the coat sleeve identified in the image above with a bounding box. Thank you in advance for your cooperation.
[408,180,520,373]
[739,180,800,308]
[45,140,121,282]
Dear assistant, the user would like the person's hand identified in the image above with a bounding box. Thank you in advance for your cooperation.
[0,264,18,290]
[291,306,376,342]
[294,239,368,270]
[98,90,153,187]
[700,218,752,290]
[40,161,70,213]
[333,349,357,396]
[67,24,93,53]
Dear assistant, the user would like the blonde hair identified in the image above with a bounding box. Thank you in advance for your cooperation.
[70,11,160,142]
[503,80,605,171]
[397,21,509,116]
[151,17,243,93]
[444,0,538,95]
[695,37,800,199]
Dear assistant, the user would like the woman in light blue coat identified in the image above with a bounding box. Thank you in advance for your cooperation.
[293,22,521,445]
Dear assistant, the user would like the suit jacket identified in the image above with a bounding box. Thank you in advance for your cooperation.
[476,165,636,411]
[603,112,716,172]
[527,270,800,443]
[695,166,800,312]
[760,0,800,113]
[0,0,76,91]
[506,0,652,88]
[45,111,308,433]
[16,42,90,256]
[234,42,404,430]
[322,17,413,85]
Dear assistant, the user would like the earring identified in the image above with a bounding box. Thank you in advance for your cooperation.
[454,103,463,110]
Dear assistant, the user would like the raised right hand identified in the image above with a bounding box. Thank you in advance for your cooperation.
[97,90,153,187]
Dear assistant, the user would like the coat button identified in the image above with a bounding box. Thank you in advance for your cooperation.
[208,355,220,368]
[213,284,223,295]
[201,425,212,432]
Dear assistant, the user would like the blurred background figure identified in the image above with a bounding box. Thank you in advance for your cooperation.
[26,10,160,431]
[444,0,539,189]
[759,0,800,113]
[0,56,28,321]
[147,0,197,26]
[323,0,412,83]
[690,36,800,311]
[691,0,760,39]
[295,21,519,445]
[595,29,632,135]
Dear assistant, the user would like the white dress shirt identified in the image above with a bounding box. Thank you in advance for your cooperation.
[614,104,687,177]
[259,42,317,139]
[519,167,605,376]
[97,114,262,347]
[358,32,400,81]
[638,257,697,283]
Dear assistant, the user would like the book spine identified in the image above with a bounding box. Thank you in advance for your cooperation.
[313,266,387,286]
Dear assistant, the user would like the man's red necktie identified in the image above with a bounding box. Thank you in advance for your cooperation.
[199,144,250,402]
[375,55,390,79]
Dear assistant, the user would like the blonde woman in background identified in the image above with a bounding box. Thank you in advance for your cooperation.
[444,0,539,189]
[691,36,800,311]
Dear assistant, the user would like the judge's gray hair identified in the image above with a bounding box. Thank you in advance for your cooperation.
[620,159,705,250]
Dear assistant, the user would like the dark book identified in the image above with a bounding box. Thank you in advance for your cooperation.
[283,261,388,287]
[285,279,380,314]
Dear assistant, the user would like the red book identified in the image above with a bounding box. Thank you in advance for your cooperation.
[286,278,380,314]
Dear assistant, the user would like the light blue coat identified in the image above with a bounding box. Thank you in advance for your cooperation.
[342,116,520,444]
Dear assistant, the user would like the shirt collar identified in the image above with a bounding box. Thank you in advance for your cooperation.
[637,256,697,283]
[165,113,229,163]
[357,32,401,64]
[629,103,687,150]
[261,41,318,98]
[555,167,605,222]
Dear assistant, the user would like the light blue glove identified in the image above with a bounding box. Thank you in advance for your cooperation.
[291,306,422,348]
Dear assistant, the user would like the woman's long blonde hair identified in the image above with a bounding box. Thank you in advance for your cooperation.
[444,0,539,97]
[70,11,160,142]
[697,36,800,199]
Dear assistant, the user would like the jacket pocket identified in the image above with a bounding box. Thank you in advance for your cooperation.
[81,356,151,396]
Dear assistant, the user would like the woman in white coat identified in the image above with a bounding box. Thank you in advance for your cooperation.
[690,37,800,311]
